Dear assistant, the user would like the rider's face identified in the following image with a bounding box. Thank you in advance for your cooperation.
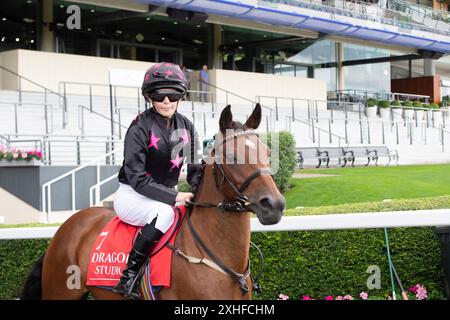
[152,96,179,119]
[152,97,178,118]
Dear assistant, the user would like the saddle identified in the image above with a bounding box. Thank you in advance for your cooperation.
[86,206,186,292]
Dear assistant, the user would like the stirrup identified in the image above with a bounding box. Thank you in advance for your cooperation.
[124,273,143,300]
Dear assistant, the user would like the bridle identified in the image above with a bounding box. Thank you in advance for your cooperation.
[175,130,271,295]
[189,130,272,213]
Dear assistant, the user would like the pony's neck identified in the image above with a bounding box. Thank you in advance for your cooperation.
[189,164,251,273]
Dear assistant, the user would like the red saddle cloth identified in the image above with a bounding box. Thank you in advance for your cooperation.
[86,206,186,288]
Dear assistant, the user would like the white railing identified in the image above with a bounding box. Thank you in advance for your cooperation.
[2,209,450,239]
[89,173,118,207]
[41,147,123,223]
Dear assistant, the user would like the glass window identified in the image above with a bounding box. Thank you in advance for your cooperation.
[315,67,337,92]
[344,43,390,61]
[344,63,391,92]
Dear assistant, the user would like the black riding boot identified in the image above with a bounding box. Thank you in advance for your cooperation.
[113,219,163,299]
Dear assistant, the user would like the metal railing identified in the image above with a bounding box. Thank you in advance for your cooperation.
[390,92,430,103]
[329,90,430,105]
[0,65,65,102]
[1,133,123,165]
[256,95,311,122]
[309,114,448,147]
[264,0,450,35]
[0,102,55,135]
[387,0,450,25]
[41,147,123,222]
[0,134,10,147]
[290,115,349,146]
[89,173,118,207]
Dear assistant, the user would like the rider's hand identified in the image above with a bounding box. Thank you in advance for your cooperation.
[176,192,194,206]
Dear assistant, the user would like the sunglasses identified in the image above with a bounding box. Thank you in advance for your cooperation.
[149,92,184,102]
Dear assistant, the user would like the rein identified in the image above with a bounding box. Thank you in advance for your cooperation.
[171,130,269,295]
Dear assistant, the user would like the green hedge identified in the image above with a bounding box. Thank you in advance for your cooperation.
[250,197,449,300]
[251,226,446,300]
[262,131,296,193]
[0,239,50,300]
[1,197,448,300]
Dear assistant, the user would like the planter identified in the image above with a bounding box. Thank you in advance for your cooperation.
[433,110,443,126]
[442,106,450,120]
[403,109,415,120]
[0,159,42,167]
[391,107,403,122]
[379,108,391,121]
[415,109,424,122]
[365,106,378,118]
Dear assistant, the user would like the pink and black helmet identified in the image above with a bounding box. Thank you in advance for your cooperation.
[141,62,187,96]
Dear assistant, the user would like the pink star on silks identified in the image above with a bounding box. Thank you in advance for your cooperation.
[180,129,190,146]
[170,154,184,171]
[164,69,174,76]
[148,131,160,150]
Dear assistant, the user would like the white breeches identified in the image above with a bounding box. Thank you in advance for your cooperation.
[113,183,175,233]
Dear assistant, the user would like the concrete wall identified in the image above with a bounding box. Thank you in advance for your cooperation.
[212,69,327,107]
[0,165,120,211]
[0,49,327,104]
[0,187,42,224]
[0,50,19,91]
[0,49,152,96]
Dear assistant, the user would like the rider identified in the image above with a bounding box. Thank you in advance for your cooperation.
[113,62,203,298]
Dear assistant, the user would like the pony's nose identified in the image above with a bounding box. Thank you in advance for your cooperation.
[258,196,285,212]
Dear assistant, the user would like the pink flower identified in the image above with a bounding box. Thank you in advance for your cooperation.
[343,295,354,300]
[335,296,344,300]
[359,292,368,300]
[277,294,289,300]
[36,151,42,158]
[325,295,334,300]
[301,296,312,300]
[409,285,418,293]
[21,152,27,159]
[13,153,19,159]
[415,284,428,300]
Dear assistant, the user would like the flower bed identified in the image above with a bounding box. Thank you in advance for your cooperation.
[277,284,428,300]
[0,145,42,164]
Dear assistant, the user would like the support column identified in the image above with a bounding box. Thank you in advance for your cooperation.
[41,0,55,52]
[408,59,412,78]
[424,58,436,76]
[130,46,137,61]
[336,42,345,91]
[212,24,223,70]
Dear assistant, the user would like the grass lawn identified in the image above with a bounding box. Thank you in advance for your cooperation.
[284,164,450,209]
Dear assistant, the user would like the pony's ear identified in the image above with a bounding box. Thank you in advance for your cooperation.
[244,103,262,129]
[219,105,233,133]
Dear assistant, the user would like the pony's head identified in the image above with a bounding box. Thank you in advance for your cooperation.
[212,103,285,225]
